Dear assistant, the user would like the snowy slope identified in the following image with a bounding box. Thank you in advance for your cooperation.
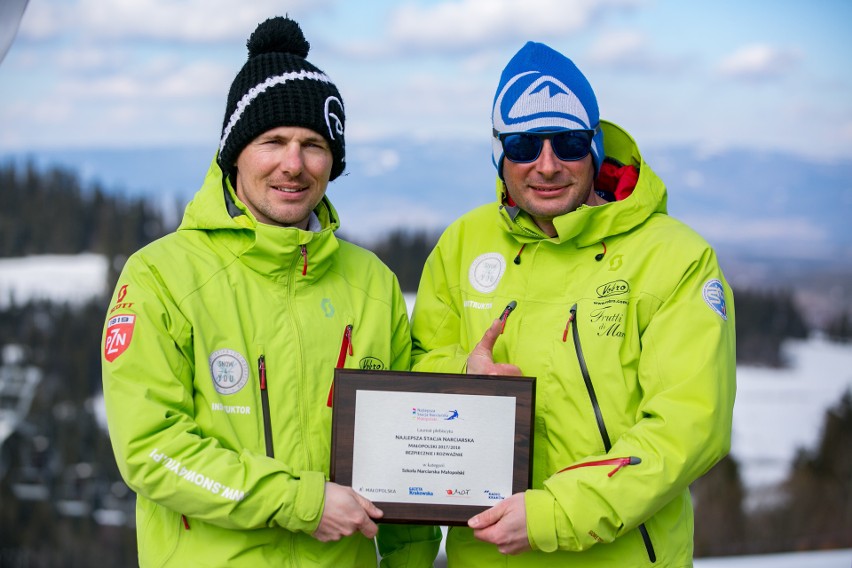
[0,253,107,308]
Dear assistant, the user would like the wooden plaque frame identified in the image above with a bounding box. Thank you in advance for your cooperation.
[330,369,535,525]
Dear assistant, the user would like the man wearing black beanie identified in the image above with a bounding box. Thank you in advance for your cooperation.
[102,16,440,567]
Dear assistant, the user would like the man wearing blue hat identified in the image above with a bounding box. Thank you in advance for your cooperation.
[410,41,737,566]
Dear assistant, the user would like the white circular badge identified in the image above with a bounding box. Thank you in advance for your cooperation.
[468,252,506,294]
[209,349,250,395]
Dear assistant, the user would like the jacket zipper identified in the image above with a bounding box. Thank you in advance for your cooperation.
[566,304,656,563]
[567,305,611,450]
[327,324,353,407]
[258,355,274,458]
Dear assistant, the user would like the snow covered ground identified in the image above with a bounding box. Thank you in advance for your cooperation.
[1,255,851,566]
[734,337,852,507]
[0,253,107,308]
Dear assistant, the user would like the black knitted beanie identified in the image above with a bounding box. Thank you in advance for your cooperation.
[217,17,345,180]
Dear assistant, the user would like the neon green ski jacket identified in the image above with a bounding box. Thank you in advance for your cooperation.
[101,158,440,567]
[411,122,736,567]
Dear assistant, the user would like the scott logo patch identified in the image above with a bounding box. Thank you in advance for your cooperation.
[104,314,135,362]
[469,253,506,294]
[209,349,249,395]
[703,279,728,320]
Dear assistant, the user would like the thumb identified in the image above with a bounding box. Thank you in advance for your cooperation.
[473,318,503,358]
[468,501,504,529]
[355,493,384,519]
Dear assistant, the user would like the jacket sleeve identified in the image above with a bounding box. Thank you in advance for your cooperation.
[410,237,470,374]
[102,255,325,534]
[526,246,737,552]
[376,276,443,567]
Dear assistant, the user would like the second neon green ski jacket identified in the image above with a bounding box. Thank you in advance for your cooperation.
[411,121,736,567]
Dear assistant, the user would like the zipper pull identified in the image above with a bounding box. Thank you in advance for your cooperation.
[499,300,517,334]
[557,456,641,477]
[181,514,190,530]
[329,325,354,407]
[258,355,267,390]
[607,456,642,477]
[562,308,576,342]
[336,324,353,365]
[300,244,308,276]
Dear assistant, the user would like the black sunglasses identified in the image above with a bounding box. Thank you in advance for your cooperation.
[495,128,597,163]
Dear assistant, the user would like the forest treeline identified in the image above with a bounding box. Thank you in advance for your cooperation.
[1,160,851,563]
[2,160,849,351]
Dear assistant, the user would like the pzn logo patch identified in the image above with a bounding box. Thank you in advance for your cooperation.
[209,349,249,395]
[104,314,135,362]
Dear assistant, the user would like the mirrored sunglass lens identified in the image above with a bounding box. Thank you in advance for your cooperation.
[552,132,591,160]
[503,134,542,162]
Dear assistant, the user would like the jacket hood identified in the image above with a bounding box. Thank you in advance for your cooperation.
[496,120,668,247]
[177,154,342,281]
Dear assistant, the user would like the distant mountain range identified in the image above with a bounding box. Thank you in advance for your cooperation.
[4,140,851,296]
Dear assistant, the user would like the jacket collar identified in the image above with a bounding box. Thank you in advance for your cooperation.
[177,153,341,282]
[496,121,668,247]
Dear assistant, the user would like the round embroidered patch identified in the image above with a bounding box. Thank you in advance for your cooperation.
[702,279,728,321]
[209,349,250,395]
[469,253,506,294]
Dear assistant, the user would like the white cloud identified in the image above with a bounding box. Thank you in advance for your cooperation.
[57,60,231,101]
[385,0,641,53]
[358,148,400,177]
[688,216,826,245]
[55,47,128,73]
[682,169,705,189]
[590,29,647,62]
[344,70,492,141]
[717,43,801,81]
[20,0,330,43]
[586,29,688,73]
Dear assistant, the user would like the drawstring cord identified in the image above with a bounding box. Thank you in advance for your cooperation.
[513,244,526,265]
[595,241,607,261]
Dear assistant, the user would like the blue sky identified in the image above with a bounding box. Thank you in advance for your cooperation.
[2,0,851,162]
